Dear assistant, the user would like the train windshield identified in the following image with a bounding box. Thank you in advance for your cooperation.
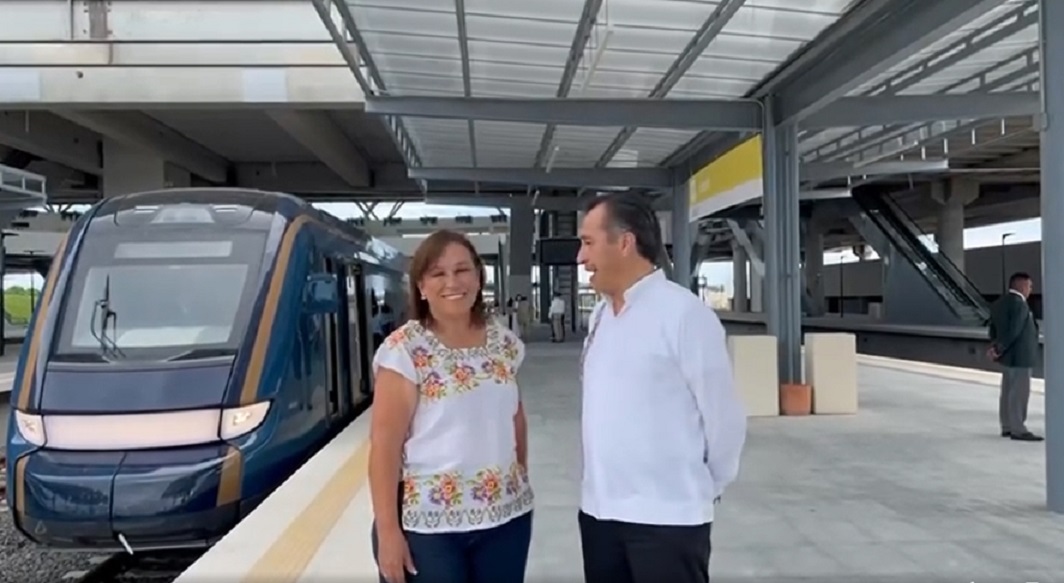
[52,229,268,363]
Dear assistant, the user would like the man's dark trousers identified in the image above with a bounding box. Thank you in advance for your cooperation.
[988,292,1039,436]
[578,511,712,583]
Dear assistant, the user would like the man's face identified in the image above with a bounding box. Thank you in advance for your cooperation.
[1017,278,1033,297]
[577,205,627,294]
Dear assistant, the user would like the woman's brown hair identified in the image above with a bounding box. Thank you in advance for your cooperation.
[407,229,488,327]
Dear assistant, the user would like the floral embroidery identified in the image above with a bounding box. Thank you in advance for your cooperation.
[470,467,504,504]
[427,472,463,508]
[384,328,409,349]
[410,345,435,370]
[421,372,447,401]
[449,362,479,392]
[387,320,523,403]
[500,334,519,361]
[402,476,421,506]
[402,464,533,531]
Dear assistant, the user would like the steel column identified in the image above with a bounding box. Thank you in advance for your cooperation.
[670,186,692,290]
[762,96,802,383]
[778,121,802,383]
[1040,0,1064,513]
[762,99,781,348]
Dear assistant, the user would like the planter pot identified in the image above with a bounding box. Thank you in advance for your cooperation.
[779,383,812,416]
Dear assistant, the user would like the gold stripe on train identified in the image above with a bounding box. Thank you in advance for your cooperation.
[216,445,244,507]
[17,234,70,411]
[238,216,310,406]
[14,455,27,520]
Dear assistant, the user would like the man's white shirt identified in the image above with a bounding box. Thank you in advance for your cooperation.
[580,269,747,526]
[549,297,566,317]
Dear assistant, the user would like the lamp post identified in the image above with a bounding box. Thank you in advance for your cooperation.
[1001,232,1014,294]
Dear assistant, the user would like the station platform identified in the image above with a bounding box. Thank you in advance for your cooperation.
[176,338,1064,582]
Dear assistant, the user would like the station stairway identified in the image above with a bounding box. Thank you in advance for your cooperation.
[851,187,990,326]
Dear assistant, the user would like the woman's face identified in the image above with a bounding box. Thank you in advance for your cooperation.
[419,242,481,321]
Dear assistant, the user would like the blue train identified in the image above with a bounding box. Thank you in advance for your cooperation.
[5,188,408,552]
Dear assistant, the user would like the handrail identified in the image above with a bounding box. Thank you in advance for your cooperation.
[852,190,989,323]
[877,193,989,316]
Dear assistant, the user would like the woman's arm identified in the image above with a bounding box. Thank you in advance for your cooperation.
[513,400,528,469]
[368,367,418,535]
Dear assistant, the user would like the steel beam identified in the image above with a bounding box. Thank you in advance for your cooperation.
[802,2,1038,142]
[771,0,1001,124]
[408,167,671,189]
[454,0,478,172]
[803,92,1039,129]
[596,0,747,166]
[772,0,1000,125]
[365,96,762,131]
[668,0,1002,172]
[310,0,424,192]
[532,0,605,168]
[56,111,228,183]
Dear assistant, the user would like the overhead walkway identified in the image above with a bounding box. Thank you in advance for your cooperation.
[177,337,1064,582]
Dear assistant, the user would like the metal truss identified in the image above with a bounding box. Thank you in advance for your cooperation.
[668,0,1008,174]
[810,48,1039,165]
[800,1,1037,145]
[364,96,763,131]
[802,1,1038,161]
[310,0,425,191]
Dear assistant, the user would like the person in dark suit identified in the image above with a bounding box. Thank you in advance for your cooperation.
[987,271,1043,442]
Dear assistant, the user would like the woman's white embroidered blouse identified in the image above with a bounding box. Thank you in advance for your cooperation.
[373,319,534,534]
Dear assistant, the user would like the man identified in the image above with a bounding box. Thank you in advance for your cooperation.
[987,271,1043,442]
[549,292,566,342]
[575,193,747,583]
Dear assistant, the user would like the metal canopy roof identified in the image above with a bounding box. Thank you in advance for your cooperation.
[312,0,1036,197]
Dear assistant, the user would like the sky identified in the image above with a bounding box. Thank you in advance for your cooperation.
[3,202,1044,296]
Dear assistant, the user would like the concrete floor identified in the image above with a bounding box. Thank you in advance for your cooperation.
[520,340,1064,582]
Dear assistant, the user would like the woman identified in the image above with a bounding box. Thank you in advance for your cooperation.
[369,229,534,583]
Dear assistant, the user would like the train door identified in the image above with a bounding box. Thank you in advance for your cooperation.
[346,263,371,406]
[331,257,355,417]
[322,257,343,420]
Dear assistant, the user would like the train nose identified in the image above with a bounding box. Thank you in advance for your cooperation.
[14,446,243,551]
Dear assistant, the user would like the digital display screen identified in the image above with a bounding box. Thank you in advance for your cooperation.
[114,241,234,259]
[537,237,581,266]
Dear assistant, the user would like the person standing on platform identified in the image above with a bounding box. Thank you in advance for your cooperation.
[549,292,566,342]
[988,271,1043,442]
[575,193,747,583]
[367,229,535,583]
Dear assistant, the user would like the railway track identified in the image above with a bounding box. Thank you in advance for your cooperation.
[65,549,203,582]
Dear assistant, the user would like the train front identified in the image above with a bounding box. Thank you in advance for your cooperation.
[5,195,278,552]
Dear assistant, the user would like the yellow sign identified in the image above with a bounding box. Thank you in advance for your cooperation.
[688,135,763,221]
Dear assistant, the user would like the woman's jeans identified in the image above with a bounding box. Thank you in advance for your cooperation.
[371,511,533,583]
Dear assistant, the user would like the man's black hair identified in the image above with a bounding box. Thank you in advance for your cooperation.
[1009,271,1032,289]
[585,193,662,265]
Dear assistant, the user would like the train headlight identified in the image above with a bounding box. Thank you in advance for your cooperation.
[219,401,271,440]
[14,411,46,446]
